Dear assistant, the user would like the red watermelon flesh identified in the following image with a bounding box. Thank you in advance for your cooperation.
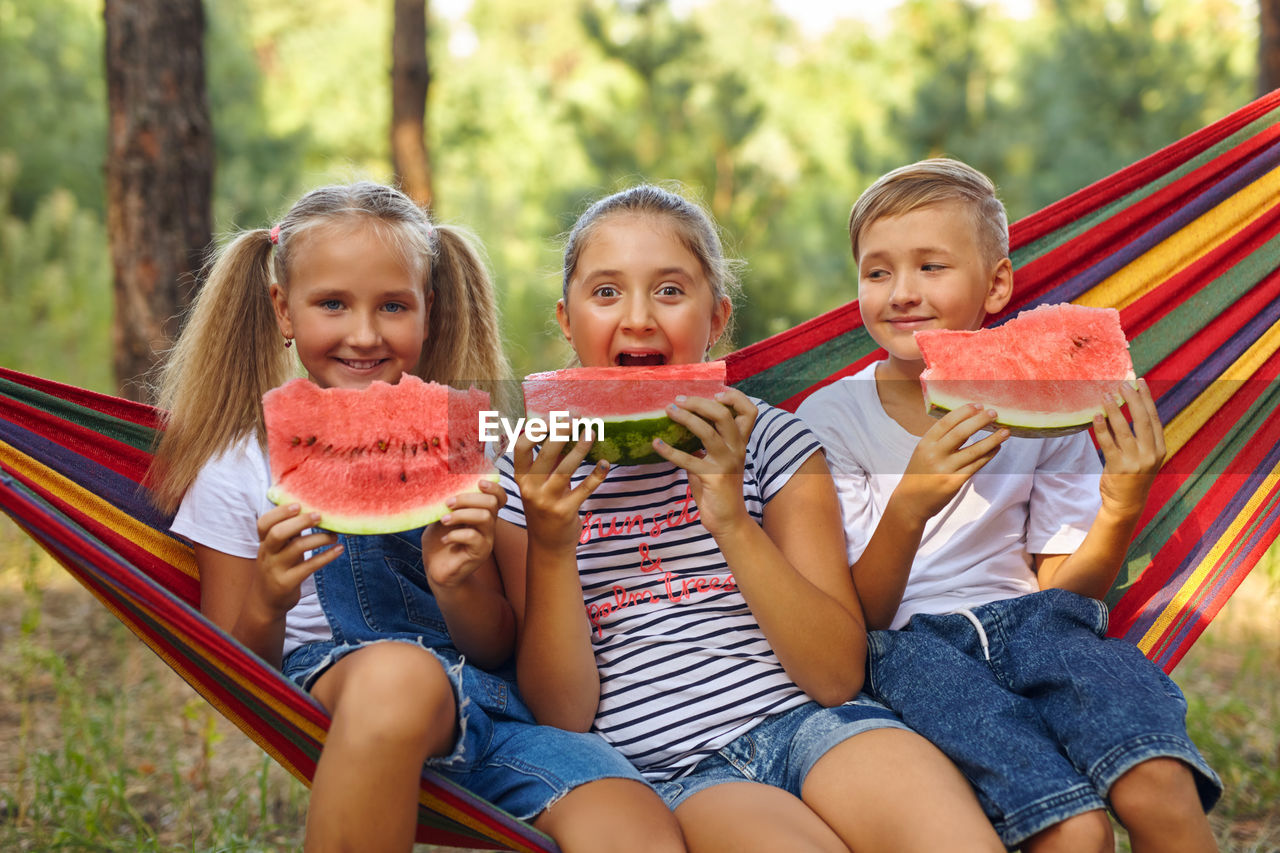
[263,375,496,533]
[915,304,1136,437]
[522,361,728,465]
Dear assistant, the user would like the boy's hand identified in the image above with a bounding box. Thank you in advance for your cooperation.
[512,432,609,551]
[1093,378,1165,519]
[652,388,758,538]
[255,503,343,615]
[897,404,1009,523]
[424,478,507,588]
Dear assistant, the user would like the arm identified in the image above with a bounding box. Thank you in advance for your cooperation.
[423,479,516,669]
[494,437,610,732]
[659,392,859,705]
[196,503,343,669]
[1035,380,1165,598]
[849,405,1008,629]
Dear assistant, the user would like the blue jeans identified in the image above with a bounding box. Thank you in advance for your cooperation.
[652,696,910,808]
[866,588,1221,847]
[282,529,650,820]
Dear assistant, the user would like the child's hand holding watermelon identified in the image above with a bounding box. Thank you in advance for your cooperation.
[423,479,508,588]
[251,503,345,621]
[652,388,759,539]
[511,433,610,552]
[1093,378,1166,517]
[895,403,1009,524]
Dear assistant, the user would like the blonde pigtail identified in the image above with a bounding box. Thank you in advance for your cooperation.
[420,224,515,417]
[149,229,294,514]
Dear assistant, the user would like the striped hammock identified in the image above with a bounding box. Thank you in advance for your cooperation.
[3,89,1279,850]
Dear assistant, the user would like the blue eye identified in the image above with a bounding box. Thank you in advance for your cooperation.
[383,302,406,313]
[320,299,343,311]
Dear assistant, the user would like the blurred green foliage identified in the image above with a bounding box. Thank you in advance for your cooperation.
[0,0,1257,390]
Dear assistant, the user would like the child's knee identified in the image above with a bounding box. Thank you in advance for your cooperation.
[1024,810,1113,853]
[335,644,456,738]
[1109,757,1201,821]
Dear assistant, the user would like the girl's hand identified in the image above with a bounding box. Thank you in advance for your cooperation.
[512,432,609,552]
[254,503,343,616]
[424,478,507,588]
[1093,378,1165,520]
[896,404,1009,524]
[653,388,758,538]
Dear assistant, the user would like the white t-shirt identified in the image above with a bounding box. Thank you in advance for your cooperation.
[169,436,330,657]
[497,400,819,781]
[796,362,1102,629]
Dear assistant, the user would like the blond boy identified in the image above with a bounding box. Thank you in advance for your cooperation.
[797,159,1220,852]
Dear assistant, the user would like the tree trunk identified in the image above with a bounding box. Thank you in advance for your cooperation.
[104,0,213,402]
[1263,0,1280,96]
[391,0,433,209]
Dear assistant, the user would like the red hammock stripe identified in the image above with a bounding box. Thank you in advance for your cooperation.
[1008,133,1280,306]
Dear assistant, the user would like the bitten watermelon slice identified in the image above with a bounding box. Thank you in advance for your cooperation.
[263,376,497,533]
[521,361,728,465]
[915,303,1136,437]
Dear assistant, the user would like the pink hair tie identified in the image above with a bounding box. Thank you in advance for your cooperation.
[269,224,281,245]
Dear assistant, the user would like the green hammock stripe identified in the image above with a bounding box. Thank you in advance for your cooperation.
[734,325,879,405]
[0,374,156,452]
[1129,234,1280,373]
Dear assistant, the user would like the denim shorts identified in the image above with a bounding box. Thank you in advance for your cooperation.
[652,695,909,809]
[866,588,1221,847]
[280,530,651,820]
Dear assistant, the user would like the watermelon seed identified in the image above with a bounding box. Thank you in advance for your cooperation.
[306,436,317,446]
[290,436,302,446]
[377,440,388,452]
[431,437,440,447]
[399,471,407,483]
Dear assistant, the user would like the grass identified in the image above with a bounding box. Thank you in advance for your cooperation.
[1,515,1278,851]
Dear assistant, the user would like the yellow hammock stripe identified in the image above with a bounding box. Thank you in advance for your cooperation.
[0,440,198,580]
[1138,465,1280,655]
[1078,164,1280,311]
[1161,319,1280,459]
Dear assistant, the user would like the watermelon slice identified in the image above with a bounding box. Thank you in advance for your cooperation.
[521,361,729,465]
[263,376,497,534]
[915,303,1136,437]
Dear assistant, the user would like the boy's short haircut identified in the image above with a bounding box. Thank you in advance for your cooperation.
[848,158,1009,267]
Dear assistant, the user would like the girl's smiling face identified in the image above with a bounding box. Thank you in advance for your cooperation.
[271,222,431,389]
[557,213,731,368]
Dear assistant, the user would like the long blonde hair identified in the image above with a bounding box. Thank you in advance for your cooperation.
[149,182,512,515]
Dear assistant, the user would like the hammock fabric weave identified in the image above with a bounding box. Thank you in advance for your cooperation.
[3,90,1280,850]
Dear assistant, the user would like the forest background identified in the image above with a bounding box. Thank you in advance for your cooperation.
[0,0,1278,850]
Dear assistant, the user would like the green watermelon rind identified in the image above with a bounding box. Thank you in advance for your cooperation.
[267,471,500,534]
[924,380,1137,438]
[527,409,705,466]
[588,411,702,466]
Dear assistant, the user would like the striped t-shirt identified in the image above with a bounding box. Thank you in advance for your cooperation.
[497,400,821,781]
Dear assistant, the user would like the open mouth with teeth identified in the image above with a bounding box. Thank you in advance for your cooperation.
[340,359,386,370]
[615,352,666,367]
